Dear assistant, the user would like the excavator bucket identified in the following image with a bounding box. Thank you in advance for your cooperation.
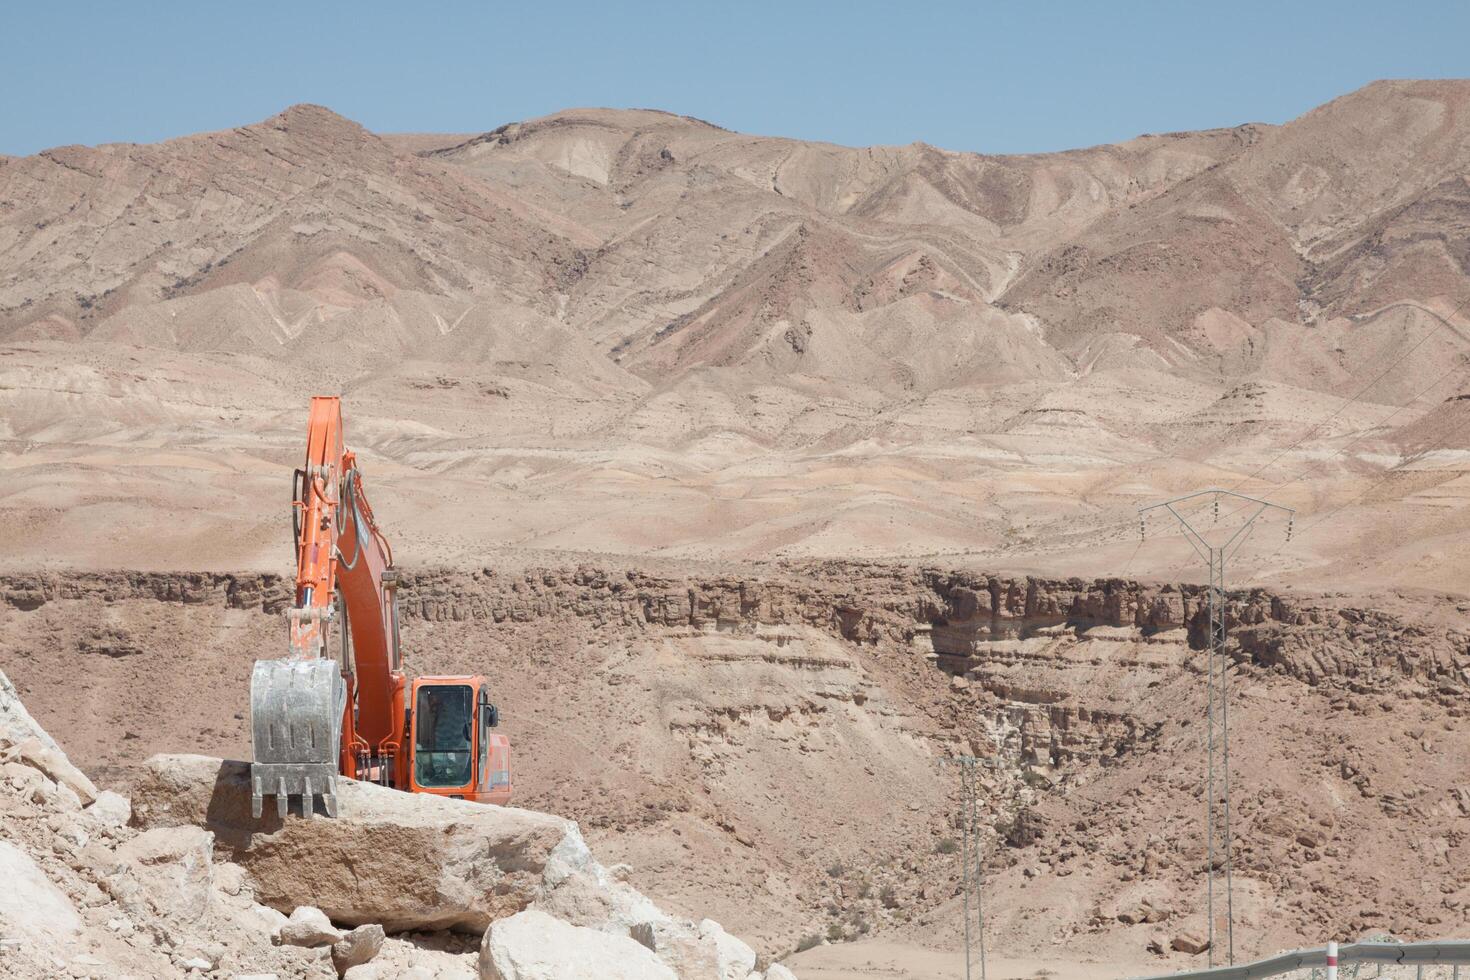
[249,658,346,819]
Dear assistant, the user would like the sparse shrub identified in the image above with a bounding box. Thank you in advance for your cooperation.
[826,860,846,878]
[935,837,959,855]
[1021,768,1052,788]
[826,923,845,943]
[795,934,823,953]
[880,884,900,908]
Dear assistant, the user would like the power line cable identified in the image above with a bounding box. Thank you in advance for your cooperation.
[1010,296,1470,557]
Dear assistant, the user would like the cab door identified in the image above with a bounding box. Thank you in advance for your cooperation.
[407,680,475,797]
[474,684,512,805]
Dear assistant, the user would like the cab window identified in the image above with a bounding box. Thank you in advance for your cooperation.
[414,684,473,788]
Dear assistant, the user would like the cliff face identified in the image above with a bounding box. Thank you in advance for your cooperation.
[6,562,1463,688]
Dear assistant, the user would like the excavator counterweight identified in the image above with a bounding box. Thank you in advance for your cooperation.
[249,397,511,817]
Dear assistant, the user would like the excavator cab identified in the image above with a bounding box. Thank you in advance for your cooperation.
[407,676,512,805]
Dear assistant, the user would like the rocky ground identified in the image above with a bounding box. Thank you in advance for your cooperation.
[0,664,800,979]
[4,562,1469,975]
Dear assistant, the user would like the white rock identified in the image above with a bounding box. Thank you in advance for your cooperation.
[112,825,215,927]
[611,915,757,979]
[245,901,290,934]
[55,781,83,811]
[278,905,346,947]
[86,789,132,828]
[332,923,386,974]
[214,860,247,897]
[343,967,390,980]
[80,881,109,907]
[479,908,678,980]
[0,734,98,806]
[0,840,83,943]
[699,918,758,980]
[766,965,800,980]
[53,817,90,849]
[0,668,69,753]
[2,759,52,797]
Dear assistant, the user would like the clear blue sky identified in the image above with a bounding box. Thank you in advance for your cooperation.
[3,1,1467,157]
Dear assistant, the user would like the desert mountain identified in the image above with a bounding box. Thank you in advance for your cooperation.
[2,80,1469,588]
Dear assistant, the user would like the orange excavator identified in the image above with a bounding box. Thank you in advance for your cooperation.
[249,396,512,818]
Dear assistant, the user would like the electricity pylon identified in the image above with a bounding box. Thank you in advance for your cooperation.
[942,755,989,980]
[1138,489,1293,968]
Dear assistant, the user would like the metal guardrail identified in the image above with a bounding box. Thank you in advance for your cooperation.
[1134,940,1470,980]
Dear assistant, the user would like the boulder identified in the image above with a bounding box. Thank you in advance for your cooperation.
[0,839,83,944]
[0,668,96,807]
[332,924,386,975]
[479,908,677,980]
[1171,932,1210,954]
[244,902,290,934]
[278,905,345,947]
[111,825,215,928]
[698,918,758,980]
[128,753,781,974]
[0,668,62,748]
[765,966,799,980]
[131,754,580,932]
[86,789,132,828]
[0,735,98,806]
[622,915,759,980]
[531,835,755,980]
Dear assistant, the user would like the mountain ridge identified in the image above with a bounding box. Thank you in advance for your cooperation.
[2,80,1469,590]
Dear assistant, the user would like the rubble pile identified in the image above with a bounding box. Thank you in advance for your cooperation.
[0,668,797,979]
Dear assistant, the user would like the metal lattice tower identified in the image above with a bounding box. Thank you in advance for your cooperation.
[942,755,989,980]
[1138,490,1293,968]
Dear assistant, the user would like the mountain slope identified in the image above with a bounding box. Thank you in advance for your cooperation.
[2,82,1470,589]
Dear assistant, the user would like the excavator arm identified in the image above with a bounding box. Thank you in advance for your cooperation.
[250,397,405,818]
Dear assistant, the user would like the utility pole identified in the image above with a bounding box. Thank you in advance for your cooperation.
[942,755,989,980]
[1138,489,1292,968]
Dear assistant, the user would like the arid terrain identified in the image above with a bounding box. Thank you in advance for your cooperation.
[3,78,1470,977]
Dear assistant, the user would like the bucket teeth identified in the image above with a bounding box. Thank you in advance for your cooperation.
[249,769,338,819]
